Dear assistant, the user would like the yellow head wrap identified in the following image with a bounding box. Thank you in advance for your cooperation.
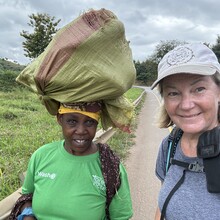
[58,102,101,122]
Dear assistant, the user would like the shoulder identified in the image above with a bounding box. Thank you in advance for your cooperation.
[98,143,120,162]
[31,140,62,158]
[158,135,170,155]
[155,134,171,181]
[156,127,183,181]
[160,127,182,154]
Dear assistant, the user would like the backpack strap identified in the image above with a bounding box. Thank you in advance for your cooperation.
[161,127,204,220]
[166,127,183,173]
[160,127,184,220]
[170,159,204,172]
[166,127,204,173]
[160,169,186,220]
[98,143,121,220]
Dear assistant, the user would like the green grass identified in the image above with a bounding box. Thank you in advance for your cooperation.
[107,92,145,162]
[124,87,144,101]
[0,86,144,201]
[0,58,26,72]
[0,88,61,200]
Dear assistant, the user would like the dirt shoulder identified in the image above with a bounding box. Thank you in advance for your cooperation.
[125,89,169,220]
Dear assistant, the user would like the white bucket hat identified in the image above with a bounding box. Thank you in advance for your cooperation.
[151,43,220,89]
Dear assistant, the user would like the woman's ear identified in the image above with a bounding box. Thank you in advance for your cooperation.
[57,113,63,126]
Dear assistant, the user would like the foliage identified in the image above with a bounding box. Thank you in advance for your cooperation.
[144,59,158,84]
[134,60,147,84]
[0,70,24,92]
[212,35,220,63]
[135,40,187,85]
[107,91,145,162]
[0,58,25,72]
[149,40,187,64]
[0,88,61,201]
[124,87,144,101]
[134,59,157,85]
[20,13,61,59]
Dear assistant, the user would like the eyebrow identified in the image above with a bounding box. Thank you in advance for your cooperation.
[164,76,207,89]
[163,84,176,89]
[190,76,206,86]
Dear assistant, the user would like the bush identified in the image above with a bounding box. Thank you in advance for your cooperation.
[0,70,23,92]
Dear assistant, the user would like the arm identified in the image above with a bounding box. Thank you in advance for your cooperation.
[155,139,167,220]
[18,174,36,220]
[9,154,36,219]
[21,202,35,220]
[9,194,34,219]
[155,206,161,220]
[109,164,133,220]
[154,179,163,220]
[24,217,36,220]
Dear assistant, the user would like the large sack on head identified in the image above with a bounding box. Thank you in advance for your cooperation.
[16,8,136,132]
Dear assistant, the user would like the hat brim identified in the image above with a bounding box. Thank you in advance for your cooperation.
[151,64,219,90]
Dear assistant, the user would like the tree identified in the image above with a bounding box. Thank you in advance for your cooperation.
[134,60,147,84]
[134,59,157,85]
[212,35,220,62]
[20,13,61,59]
[150,40,187,64]
[134,40,188,85]
[145,59,158,85]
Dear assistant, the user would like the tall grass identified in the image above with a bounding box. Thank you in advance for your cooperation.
[0,86,144,201]
[107,91,145,163]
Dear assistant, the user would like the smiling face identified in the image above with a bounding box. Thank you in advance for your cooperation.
[163,74,220,135]
[57,113,98,156]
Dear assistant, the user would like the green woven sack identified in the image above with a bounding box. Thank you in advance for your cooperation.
[16,8,136,132]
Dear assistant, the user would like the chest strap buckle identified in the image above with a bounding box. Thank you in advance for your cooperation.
[188,161,204,172]
[171,158,204,172]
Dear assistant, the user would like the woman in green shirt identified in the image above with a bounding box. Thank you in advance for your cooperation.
[10,102,133,219]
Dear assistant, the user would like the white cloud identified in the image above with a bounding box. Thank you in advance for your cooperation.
[0,0,220,64]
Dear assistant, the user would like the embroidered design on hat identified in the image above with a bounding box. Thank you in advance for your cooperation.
[167,46,194,66]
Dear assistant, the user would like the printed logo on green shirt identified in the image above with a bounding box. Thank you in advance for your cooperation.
[92,175,105,191]
[37,171,56,180]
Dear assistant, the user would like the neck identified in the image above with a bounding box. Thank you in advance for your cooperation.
[181,133,199,157]
[64,142,98,156]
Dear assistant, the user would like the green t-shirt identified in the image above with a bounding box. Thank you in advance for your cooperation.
[22,140,133,219]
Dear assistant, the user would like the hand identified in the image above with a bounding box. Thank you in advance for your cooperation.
[23,216,36,220]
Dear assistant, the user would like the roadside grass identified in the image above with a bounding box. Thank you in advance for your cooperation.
[107,91,145,162]
[0,86,145,201]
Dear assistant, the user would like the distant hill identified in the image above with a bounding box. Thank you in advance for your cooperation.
[0,58,26,72]
[0,58,27,92]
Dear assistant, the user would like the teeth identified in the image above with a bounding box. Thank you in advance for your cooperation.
[75,140,85,143]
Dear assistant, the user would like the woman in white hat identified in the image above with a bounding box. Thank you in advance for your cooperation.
[152,43,220,220]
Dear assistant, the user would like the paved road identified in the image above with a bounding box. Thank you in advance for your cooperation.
[125,88,169,220]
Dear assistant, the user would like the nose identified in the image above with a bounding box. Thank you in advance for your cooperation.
[75,123,87,134]
[179,94,195,110]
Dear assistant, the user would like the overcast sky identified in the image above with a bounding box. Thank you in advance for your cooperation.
[1,0,220,65]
